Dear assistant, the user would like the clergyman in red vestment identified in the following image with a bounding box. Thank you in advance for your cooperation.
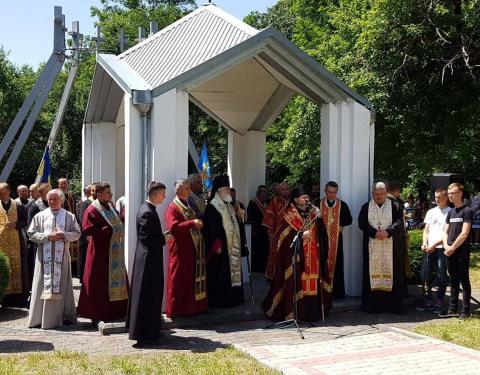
[165,179,208,317]
[262,186,331,322]
[77,182,128,322]
[263,182,290,280]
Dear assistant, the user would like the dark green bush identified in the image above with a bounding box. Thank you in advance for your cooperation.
[0,250,10,304]
[407,229,425,284]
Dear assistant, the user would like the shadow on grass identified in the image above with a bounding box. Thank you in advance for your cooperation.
[131,332,227,352]
[0,339,54,353]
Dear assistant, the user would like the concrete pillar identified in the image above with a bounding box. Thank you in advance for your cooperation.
[151,88,189,310]
[81,123,92,192]
[320,100,373,296]
[227,130,266,204]
[82,122,116,195]
[124,94,143,276]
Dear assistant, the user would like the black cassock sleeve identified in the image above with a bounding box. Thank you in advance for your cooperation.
[340,201,353,227]
[386,202,404,238]
[16,202,28,230]
[28,204,40,227]
[137,209,165,249]
[358,203,378,239]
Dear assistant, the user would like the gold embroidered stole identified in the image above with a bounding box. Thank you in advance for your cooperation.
[0,199,22,294]
[173,197,206,301]
[210,193,242,287]
[233,201,246,223]
[254,198,265,216]
[189,192,206,216]
[92,200,128,301]
[283,204,319,296]
[367,199,394,292]
[320,198,341,293]
[264,197,288,280]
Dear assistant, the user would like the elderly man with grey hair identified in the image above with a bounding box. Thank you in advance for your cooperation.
[27,188,80,329]
[358,181,405,314]
[164,178,207,317]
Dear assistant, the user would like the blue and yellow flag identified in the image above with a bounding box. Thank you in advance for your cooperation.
[197,143,212,191]
[36,146,51,183]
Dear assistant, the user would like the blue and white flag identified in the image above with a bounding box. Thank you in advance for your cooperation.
[197,143,212,191]
[36,146,51,183]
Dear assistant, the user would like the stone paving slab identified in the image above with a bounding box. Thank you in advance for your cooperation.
[235,327,480,375]
[0,276,479,375]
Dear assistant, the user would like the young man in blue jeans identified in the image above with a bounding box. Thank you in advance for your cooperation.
[418,188,450,314]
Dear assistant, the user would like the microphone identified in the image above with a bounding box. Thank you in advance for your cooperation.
[307,202,320,212]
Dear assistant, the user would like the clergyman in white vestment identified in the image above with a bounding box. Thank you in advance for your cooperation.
[27,189,80,329]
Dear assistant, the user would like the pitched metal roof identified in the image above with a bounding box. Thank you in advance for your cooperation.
[85,4,374,126]
[118,4,257,90]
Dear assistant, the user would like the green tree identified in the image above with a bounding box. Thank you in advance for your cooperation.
[248,0,480,189]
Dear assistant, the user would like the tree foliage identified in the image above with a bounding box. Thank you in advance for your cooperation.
[1,0,479,198]
[247,0,480,189]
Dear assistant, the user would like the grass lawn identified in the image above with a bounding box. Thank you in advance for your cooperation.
[414,250,480,350]
[414,312,480,350]
[469,250,480,289]
[0,347,279,375]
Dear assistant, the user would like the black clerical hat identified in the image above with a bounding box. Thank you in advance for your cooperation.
[290,185,309,201]
[213,175,230,190]
[208,175,231,202]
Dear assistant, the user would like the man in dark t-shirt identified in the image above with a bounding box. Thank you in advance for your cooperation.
[441,183,473,319]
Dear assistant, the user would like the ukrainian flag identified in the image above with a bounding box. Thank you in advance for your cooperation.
[36,146,51,183]
[197,143,212,191]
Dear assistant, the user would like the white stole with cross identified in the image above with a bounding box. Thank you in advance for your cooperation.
[41,208,67,300]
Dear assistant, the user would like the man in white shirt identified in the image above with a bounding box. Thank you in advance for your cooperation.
[418,188,451,314]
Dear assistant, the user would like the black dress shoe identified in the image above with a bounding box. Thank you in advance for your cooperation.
[133,338,162,348]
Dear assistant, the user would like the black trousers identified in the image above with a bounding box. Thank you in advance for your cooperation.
[447,246,471,313]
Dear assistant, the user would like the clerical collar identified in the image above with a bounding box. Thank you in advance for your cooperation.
[20,198,29,204]
[99,201,110,209]
[51,208,61,216]
[327,199,336,207]
[146,199,156,207]
[376,202,384,207]
[1,199,10,204]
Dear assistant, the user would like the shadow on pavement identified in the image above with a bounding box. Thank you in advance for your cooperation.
[0,307,28,322]
[0,339,54,353]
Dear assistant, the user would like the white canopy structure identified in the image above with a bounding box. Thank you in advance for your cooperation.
[83,3,374,296]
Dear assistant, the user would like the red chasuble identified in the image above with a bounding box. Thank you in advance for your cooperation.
[262,196,288,280]
[77,203,128,321]
[262,203,332,322]
[165,200,208,318]
[320,198,341,293]
[283,206,321,296]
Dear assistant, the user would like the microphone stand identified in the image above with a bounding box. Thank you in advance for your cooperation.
[266,204,322,339]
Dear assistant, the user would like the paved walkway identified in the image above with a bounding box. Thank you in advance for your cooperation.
[0,278,479,374]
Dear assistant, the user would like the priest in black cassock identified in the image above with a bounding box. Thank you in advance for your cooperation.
[247,185,270,273]
[126,181,167,348]
[358,181,405,314]
[203,175,247,308]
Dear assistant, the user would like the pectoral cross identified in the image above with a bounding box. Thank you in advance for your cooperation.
[377,221,382,230]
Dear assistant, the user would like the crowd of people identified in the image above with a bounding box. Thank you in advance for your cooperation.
[0,175,476,347]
